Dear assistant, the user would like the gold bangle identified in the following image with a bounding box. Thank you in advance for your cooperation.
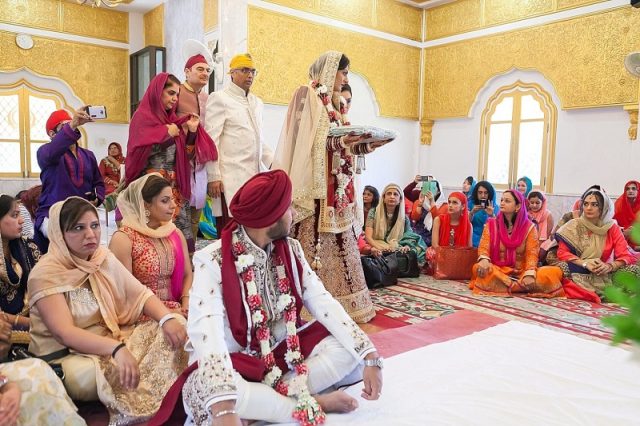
[13,315,20,327]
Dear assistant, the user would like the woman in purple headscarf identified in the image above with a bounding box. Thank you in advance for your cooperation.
[469,189,564,298]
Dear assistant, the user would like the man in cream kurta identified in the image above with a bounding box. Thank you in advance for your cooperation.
[205,53,273,228]
[181,170,383,425]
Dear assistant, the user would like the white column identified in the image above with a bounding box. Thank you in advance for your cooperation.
[219,0,248,85]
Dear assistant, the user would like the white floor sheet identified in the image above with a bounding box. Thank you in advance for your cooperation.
[276,321,640,425]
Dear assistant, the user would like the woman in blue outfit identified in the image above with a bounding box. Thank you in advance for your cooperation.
[469,181,498,247]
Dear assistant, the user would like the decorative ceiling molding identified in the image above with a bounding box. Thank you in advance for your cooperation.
[394,0,457,9]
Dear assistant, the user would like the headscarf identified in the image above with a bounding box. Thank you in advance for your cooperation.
[28,197,150,339]
[0,195,39,313]
[372,183,406,248]
[556,187,615,261]
[117,173,184,301]
[517,176,533,197]
[125,73,217,199]
[488,189,534,267]
[528,190,551,240]
[104,142,125,169]
[464,176,476,210]
[438,192,471,247]
[273,51,343,223]
[220,170,303,348]
[613,180,640,229]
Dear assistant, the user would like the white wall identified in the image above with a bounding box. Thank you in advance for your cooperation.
[420,69,639,199]
[129,11,145,54]
[164,0,204,80]
[261,73,420,195]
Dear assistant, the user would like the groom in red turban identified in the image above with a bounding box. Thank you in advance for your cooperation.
[151,169,383,425]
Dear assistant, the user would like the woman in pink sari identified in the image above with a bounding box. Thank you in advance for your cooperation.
[110,174,192,315]
[125,73,216,253]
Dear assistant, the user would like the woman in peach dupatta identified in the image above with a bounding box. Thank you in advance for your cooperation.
[27,197,187,425]
[470,190,564,298]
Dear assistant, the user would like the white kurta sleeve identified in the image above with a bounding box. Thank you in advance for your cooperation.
[204,93,226,181]
[184,247,237,411]
[288,239,376,360]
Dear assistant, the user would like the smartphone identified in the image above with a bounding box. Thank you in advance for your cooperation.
[85,105,107,119]
[480,200,487,209]
[421,180,438,195]
[419,175,433,182]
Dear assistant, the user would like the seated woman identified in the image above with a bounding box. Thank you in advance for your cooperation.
[365,183,426,261]
[27,197,187,425]
[469,190,564,298]
[424,192,473,273]
[15,191,34,239]
[110,174,192,315]
[516,176,533,197]
[469,181,498,247]
[1,195,40,331]
[613,180,640,248]
[527,190,554,241]
[555,187,639,302]
[410,179,448,247]
[362,185,380,229]
[462,176,476,210]
[98,142,125,196]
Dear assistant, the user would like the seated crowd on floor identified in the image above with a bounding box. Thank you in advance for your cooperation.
[1,51,639,425]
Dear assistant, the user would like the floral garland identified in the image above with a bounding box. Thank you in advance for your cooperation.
[310,80,353,212]
[232,235,326,426]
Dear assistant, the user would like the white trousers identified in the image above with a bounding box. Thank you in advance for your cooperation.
[188,335,363,424]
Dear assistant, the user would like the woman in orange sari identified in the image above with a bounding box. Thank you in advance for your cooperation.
[470,189,564,297]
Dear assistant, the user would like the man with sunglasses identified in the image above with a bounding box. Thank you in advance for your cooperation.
[34,107,105,253]
[205,53,274,230]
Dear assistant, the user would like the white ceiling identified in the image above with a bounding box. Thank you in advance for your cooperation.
[395,0,456,8]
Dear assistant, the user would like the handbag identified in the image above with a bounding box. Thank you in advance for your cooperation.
[396,250,420,278]
[8,346,66,380]
[433,246,478,280]
[361,252,398,289]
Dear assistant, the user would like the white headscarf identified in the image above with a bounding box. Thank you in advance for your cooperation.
[372,183,406,249]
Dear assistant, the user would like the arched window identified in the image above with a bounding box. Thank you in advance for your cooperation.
[0,82,75,178]
[478,81,557,192]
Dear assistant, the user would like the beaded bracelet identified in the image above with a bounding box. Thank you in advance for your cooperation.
[213,409,237,418]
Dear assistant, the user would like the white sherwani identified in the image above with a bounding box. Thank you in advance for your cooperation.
[183,227,376,424]
[205,82,274,210]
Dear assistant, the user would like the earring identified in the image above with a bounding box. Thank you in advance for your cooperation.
[144,209,151,224]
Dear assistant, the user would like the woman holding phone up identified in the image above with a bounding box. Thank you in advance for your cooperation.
[469,181,498,247]
[410,177,448,247]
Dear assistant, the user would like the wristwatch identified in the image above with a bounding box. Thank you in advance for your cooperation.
[0,374,8,390]
[363,357,384,369]
[582,262,588,269]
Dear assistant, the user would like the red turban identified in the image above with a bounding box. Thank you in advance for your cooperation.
[229,170,292,228]
[46,109,72,133]
[185,54,207,70]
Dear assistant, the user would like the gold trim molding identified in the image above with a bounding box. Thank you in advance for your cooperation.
[262,0,422,41]
[204,0,219,32]
[426,0,606,40]
[144,4,164,47]
[422,7,640,119]
[0,30,129,123]
[420,119,434,145]
[0,0,129,43]
[248,7,420,120]
[624,106,638,141]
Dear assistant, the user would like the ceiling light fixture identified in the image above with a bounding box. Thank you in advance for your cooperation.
[77,0,126,8]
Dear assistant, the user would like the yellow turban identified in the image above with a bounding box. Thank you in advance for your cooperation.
[229,53,255,72]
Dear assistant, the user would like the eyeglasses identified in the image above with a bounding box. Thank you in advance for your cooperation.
[234,68,258,76]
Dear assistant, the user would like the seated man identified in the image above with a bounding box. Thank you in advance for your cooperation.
[152,170,383,425]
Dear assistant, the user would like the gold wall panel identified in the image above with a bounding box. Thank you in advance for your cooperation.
[248,7,420,119]
[262,0,422,41]
[426,0,481,40]
[144,4,164,47]
[484,0,553,26]
[0,31,129,123]
[204,0,218,32]
[422,7,640,119]
[425,0,607,40]
[62,2,128,43]
[0,0,128,43]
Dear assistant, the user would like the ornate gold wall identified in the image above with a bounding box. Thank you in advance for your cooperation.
[426,0,606,40]
[204,0,218,32]
[144,4,164,47]
[423,7,640,119]
[262,0,422,41]
[0,31,129,123]
[0,0,128,43]
[247,7,420,120]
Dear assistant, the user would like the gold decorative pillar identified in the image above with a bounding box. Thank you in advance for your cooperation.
[624,106,638,141]
[420,119,434,145]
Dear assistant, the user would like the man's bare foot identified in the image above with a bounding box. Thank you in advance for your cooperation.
[315,390,358,413]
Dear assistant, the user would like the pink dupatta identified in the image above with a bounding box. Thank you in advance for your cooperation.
[488,189,533,267]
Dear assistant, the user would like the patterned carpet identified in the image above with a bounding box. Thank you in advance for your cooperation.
[370,275,625,343]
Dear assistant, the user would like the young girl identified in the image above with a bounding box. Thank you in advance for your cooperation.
[527,191,554,241]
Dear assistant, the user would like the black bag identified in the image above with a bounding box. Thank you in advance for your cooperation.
[361,252,398,289]
[396,250,420,278]
[8,346,66,380]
